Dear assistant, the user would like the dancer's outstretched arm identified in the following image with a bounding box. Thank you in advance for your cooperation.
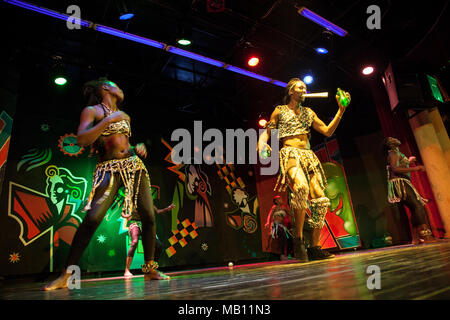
[312,91,350,137]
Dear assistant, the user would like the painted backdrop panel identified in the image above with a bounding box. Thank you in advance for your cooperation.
[0,116,265,275]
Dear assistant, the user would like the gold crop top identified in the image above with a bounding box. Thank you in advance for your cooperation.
[271,105,315,139]
[89,104,131,156]
[100,103,131,137]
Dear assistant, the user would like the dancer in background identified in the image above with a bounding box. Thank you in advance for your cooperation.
[258,78,350,262]
[44,78,168,290]
[265,195,293,260]
[124,203,175,277]
[383,137,435,244]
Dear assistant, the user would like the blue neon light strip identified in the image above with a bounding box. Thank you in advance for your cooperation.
[225,65,272,82]
[95,25,165,49]
[4,0,90,27]
[5,0,291,86]
[166,47,225,68]
[299,7,347,37]
[272,80,287,87]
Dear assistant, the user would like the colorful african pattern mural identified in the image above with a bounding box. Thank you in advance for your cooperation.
[0,115,265,276]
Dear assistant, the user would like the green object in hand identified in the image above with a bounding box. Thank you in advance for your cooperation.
[261,146,271,159]
[337,88,350,108]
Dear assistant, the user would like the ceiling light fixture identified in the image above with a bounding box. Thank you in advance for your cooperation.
[247,57,260,67]
[362,66,374,75]
[5,0,288,87]
[303,75,314,84]
[117,0,134,20]
[298,7,347,37]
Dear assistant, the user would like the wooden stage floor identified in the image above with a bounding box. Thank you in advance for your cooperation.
[1,240,450,300]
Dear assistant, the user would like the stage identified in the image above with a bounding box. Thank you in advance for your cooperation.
[1,240,449,300]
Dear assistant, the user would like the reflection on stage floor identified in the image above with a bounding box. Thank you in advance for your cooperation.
[1,240,449,300]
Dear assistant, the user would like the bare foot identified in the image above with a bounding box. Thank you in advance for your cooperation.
[43,273,71,291]
[124,270,133,278]
[144,270,170,281]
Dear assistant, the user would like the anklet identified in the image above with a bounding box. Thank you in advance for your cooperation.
[141,261,159,273]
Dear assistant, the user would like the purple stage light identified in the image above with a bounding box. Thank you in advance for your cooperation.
[298,7,347,37]
[225,66,272,82]
[95,25,165,49]
[166,47,225,68]
[272,80,288,87]
[5,0,292,87]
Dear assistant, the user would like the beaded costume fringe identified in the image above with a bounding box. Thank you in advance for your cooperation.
[83,155,149,218]
[274,147,328,211]
[387,176,427,205]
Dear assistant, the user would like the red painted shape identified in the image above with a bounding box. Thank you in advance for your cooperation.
[0,138,10,167]
[16,191,52,225]
[13,197,40,240]
[325,197,348,238]
[320,226,337,249]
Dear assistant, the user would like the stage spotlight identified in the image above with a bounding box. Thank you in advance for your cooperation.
[248,57,260,67]
[258,113,268,128]
[119,13,134,20]
[316,47,328,54]
[243,42,262,68]
[314,30,332,55]
[177,38,191,46]
[362,66,374,75]
[258,118,267,127]
[303,75,314,84]
[176,24,192,46]
[117,0,134,20]
[54,77,67,86]
[51,55,68,86]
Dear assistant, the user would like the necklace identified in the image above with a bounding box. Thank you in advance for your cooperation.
[101,102,116,115]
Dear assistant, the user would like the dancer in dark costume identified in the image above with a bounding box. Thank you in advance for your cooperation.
[44,78,168,290]
[383,137,435,244]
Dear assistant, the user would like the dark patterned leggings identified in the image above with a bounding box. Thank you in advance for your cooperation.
[128,225,162,261]
[65,170,156,267]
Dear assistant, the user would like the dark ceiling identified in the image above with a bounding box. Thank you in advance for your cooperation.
[1,0,449,146]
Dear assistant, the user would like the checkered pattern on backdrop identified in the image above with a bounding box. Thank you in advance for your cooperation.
[165,218,198,257]
[216,163,246,195]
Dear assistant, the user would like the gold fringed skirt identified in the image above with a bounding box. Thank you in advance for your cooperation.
[83,155,149,218]
[274,146,327,211]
